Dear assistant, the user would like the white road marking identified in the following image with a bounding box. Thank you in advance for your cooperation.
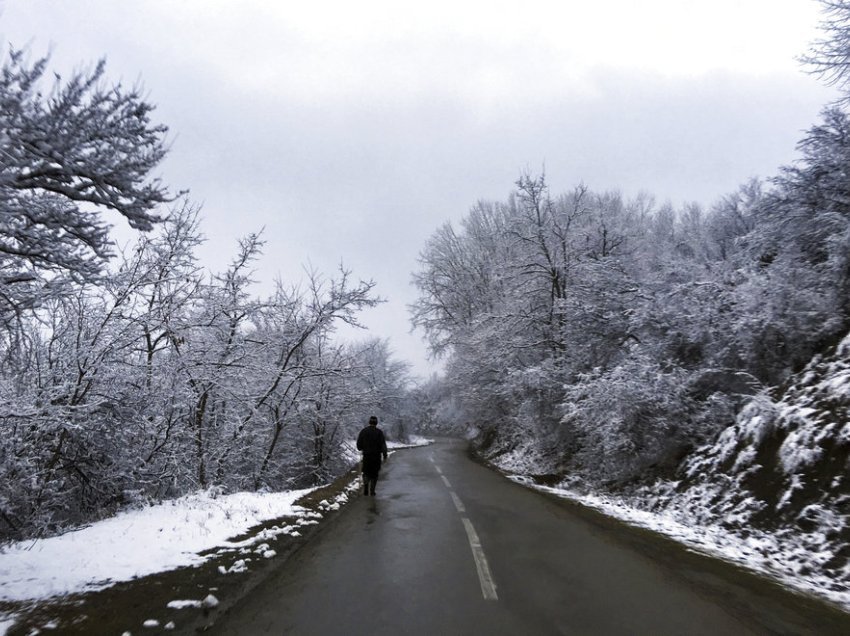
[450,491,466,513]
[429,456,435,463]
[461,517,498,601]
[432,457,498,601]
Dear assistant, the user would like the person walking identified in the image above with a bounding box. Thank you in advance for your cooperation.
[356,415,388,496]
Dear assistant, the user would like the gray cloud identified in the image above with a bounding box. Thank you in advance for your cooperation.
[0,0,838,377]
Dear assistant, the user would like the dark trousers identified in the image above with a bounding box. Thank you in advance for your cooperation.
[363,473,378,495]
[362,454,382,495]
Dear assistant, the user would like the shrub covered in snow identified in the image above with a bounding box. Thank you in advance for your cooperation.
[635,334,850,597]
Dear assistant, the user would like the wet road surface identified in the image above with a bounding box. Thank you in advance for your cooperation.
[209,438,850,635]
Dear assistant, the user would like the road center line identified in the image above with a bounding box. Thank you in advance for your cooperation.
[450,491,466,513]
[461,517,499,601]
[432,461,497,601]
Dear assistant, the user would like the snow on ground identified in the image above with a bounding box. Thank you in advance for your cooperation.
[339,435,432,463]
[0,436,433,609]
[509,476,850,611]
[490,334,850,613]
[388,435,434,449]
[0,487,319,603]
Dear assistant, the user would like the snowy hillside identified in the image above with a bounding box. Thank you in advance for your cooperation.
[638,332,850,604]
[488,333,850,609]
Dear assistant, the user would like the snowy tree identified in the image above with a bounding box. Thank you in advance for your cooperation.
[803,0,850,99]
[0,48,415,541]
[0,50,172,326]
[413,176,776,479]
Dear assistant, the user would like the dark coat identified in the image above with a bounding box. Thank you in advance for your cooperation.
[357,425,388,476]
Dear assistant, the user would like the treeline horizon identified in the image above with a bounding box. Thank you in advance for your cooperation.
[411,2,850,479]
[5,0,850,543]
[412,151,849,475]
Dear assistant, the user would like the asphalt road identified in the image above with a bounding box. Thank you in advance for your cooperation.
[209,438,850,635]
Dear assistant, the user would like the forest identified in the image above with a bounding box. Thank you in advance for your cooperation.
[410,1,850,597]
[0,51,414,540]
[412,2,850,478]
[4,2,850,564]
[412,141,850,482]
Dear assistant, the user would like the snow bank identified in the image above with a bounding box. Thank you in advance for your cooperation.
[512,477,850,610]
[0,487,317,602]
[342,435,431,462]
[388,435,434,449]
[0,396,425,614]
[495,333,850,611]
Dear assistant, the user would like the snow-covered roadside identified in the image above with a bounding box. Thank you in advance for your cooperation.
[338,434,433,464]
[388,435,434,449]
[0,487,324,604]
[0,435,434,634]
[488,335,850,614]
[509,476,850,611]
[0,436,433,606]
[0,483,365,635]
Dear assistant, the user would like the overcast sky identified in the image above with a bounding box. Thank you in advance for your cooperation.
[0,0,839,378]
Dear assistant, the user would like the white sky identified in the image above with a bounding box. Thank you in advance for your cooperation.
[0,0,839,378]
